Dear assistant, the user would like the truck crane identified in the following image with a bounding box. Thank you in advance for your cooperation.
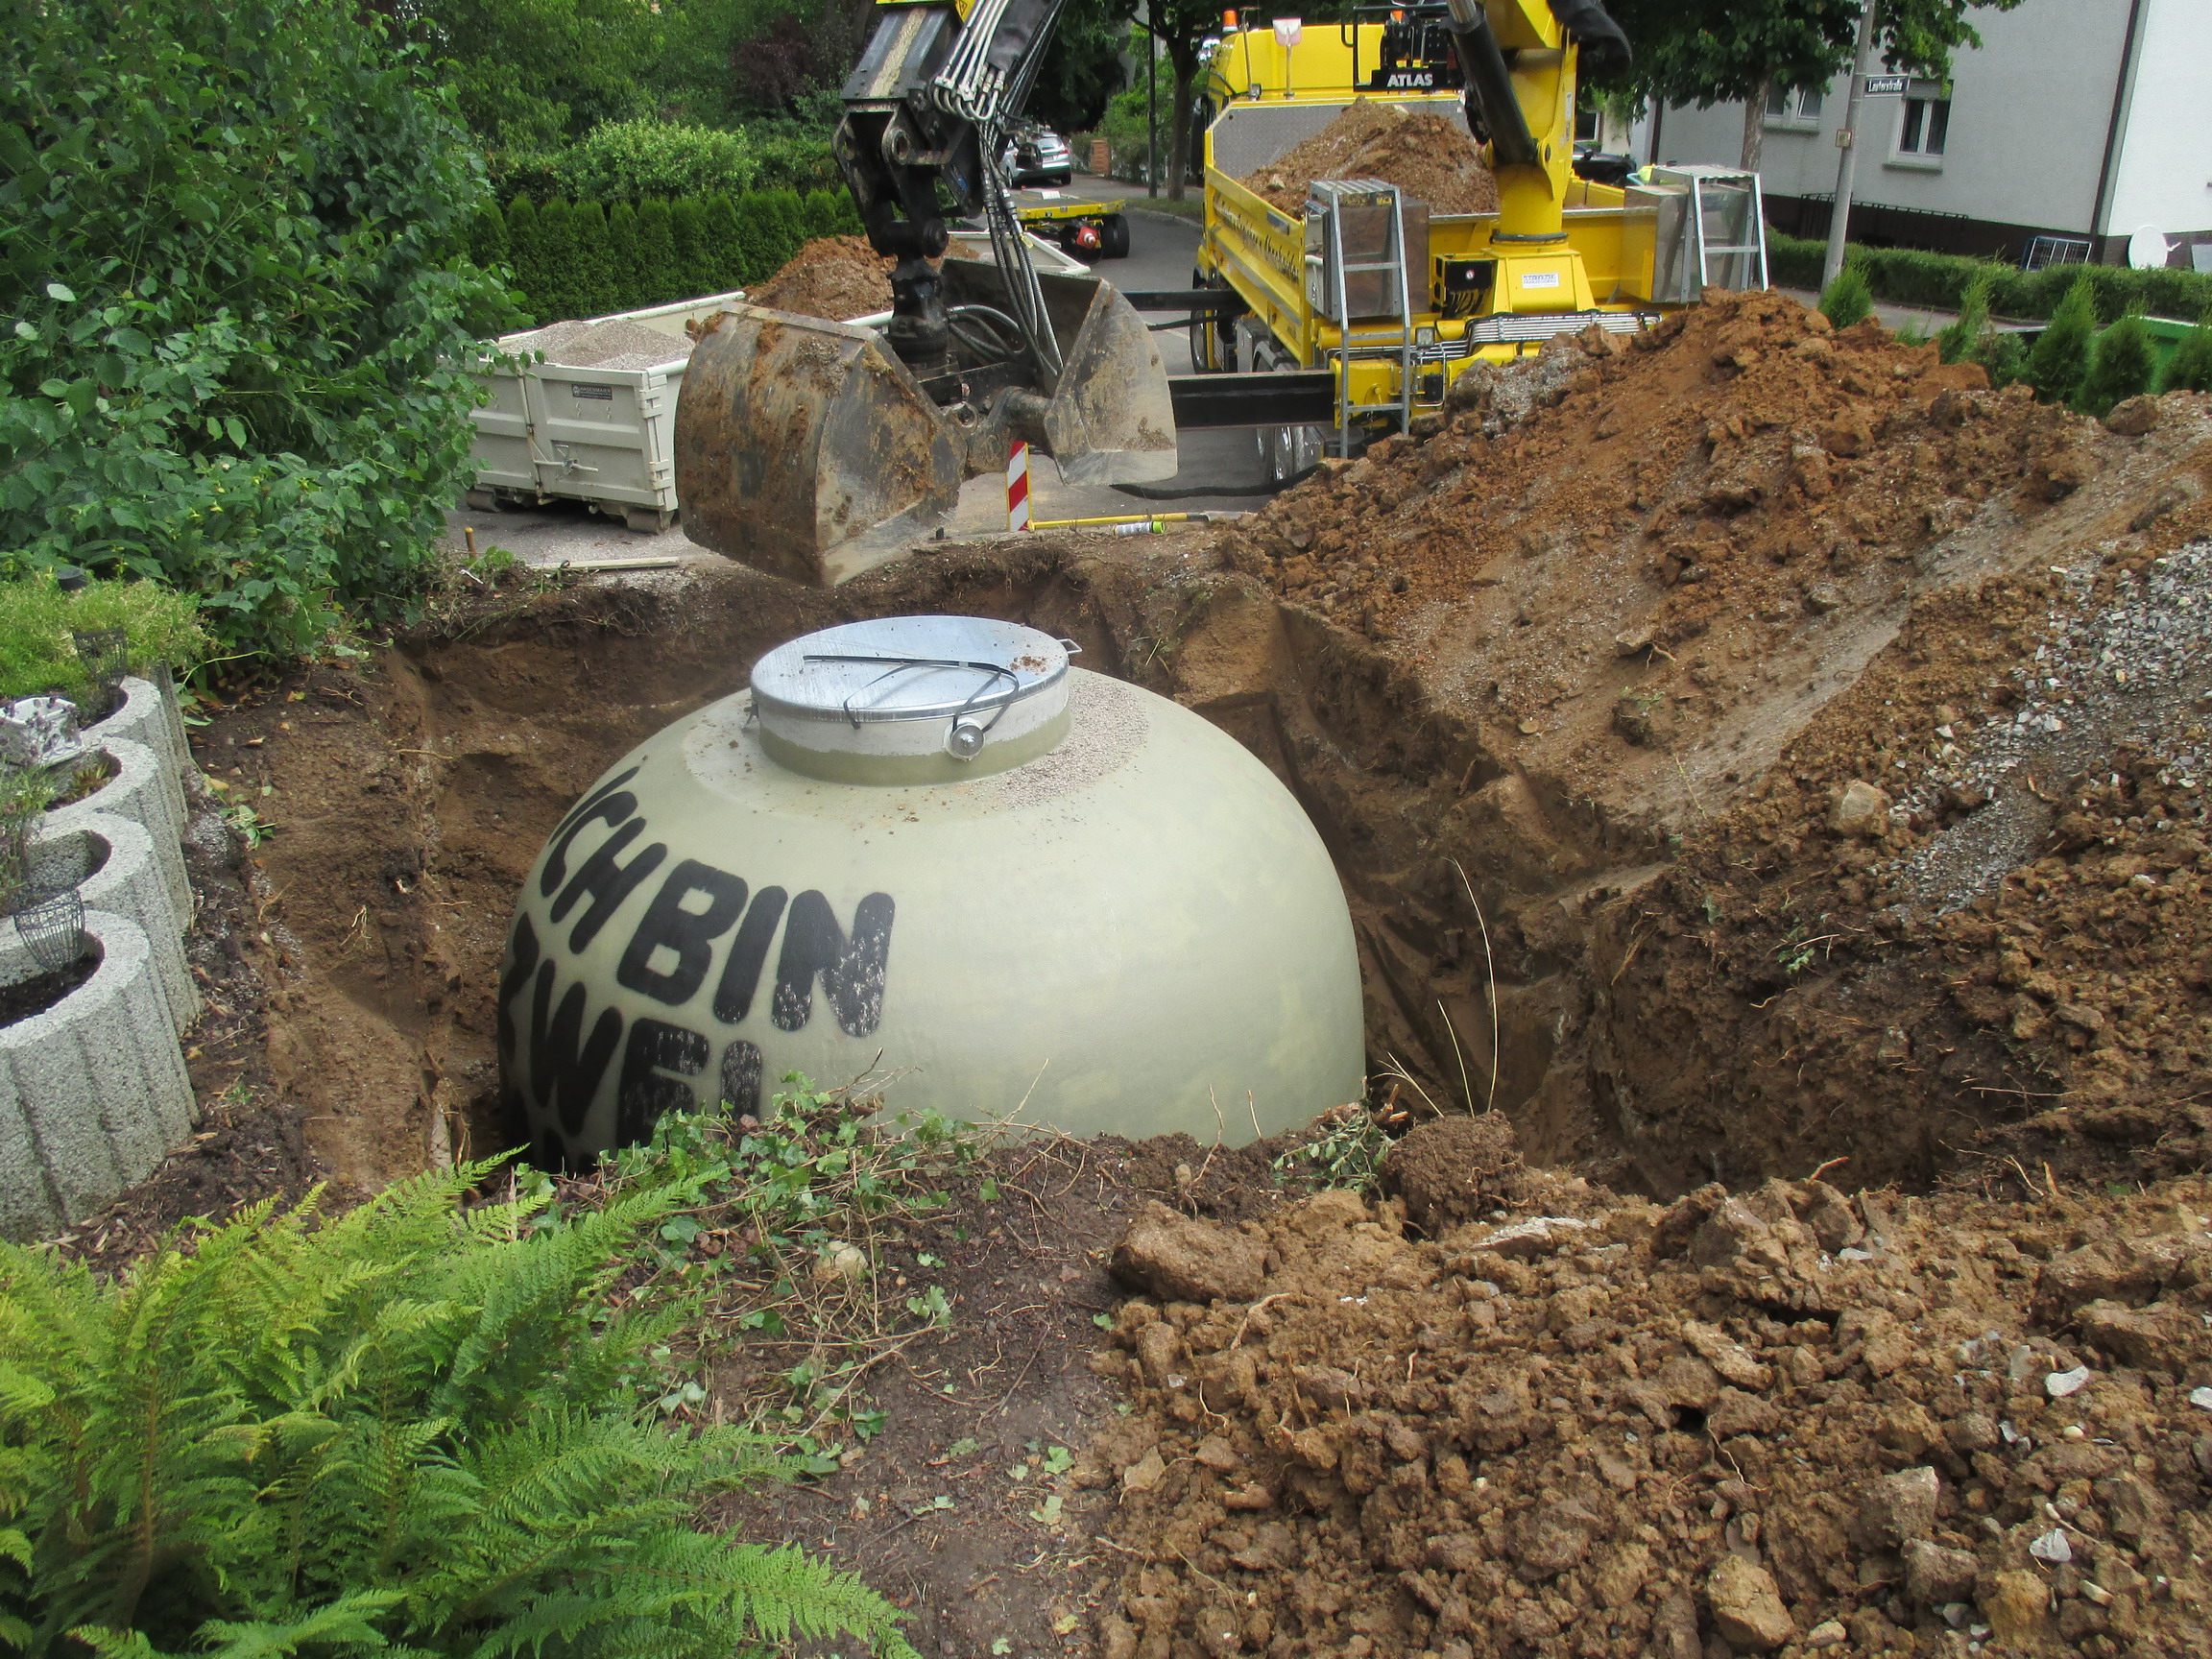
[674,0,1765,584]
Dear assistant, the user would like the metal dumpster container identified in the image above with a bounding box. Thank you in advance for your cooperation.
[468,294,741,534]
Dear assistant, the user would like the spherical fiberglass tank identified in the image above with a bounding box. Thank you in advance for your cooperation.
[498,616,1364,1165]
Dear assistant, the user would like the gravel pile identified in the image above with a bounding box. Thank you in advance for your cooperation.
[501,317,692,371]
[1889,540,2212,912]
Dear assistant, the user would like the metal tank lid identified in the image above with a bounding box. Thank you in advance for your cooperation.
[748,616,1075,784]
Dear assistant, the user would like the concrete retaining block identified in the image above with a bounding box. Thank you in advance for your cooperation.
[0,908,197,1240]
[22,812,196,1035]
[84,677,190,819]
[45,738,188,927]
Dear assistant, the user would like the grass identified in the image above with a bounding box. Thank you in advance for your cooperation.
[0,575,208,706]
[533,1074,987,1464]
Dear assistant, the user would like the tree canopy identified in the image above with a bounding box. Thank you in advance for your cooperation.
[1608,0,2021,113]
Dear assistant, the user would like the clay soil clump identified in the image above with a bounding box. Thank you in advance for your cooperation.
[1241,100,1499,217]
[749,234,894,321]
[1087,1118,2212,1658]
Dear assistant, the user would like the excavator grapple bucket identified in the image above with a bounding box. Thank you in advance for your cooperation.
[674,309,964,588]
[675,264,1174,587]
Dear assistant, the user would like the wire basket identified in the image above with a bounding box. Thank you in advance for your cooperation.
[73,628,129,723]
[13,888,85,974]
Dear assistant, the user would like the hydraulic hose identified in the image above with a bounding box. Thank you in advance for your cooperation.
[1441,0,1539,170]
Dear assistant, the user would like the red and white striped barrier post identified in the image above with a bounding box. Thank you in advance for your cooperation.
[1007,439,1031,531]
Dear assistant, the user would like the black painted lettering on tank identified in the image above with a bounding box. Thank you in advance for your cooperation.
[539,767,642,898]
[719,1040,763,1117]
[616,1017,709,1145]
[549,818,668,952]
[771,890,896,1037]
[495,912,542,1068]
[529,961,624,1137]
[711,885,787,1023]
[615,859,749,1006]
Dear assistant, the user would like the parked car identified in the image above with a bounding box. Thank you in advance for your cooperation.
[1005,124,1073,186]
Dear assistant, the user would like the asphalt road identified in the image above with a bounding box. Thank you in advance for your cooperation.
[443,206,1278,570]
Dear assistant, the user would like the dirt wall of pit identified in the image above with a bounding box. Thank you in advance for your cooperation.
[227,292,2212,1203]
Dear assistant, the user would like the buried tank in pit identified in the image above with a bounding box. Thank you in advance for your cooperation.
[496,616,1366,1164]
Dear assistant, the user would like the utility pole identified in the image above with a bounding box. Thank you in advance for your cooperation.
[1821,0,1880,290]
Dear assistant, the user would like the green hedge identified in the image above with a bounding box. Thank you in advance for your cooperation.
[1768,230,2212,325]
[475,189,864,327]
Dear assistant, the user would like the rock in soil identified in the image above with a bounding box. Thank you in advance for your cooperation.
[1110,1199,1269,1304]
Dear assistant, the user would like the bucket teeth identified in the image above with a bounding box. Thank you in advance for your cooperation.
[676,268,1175,587]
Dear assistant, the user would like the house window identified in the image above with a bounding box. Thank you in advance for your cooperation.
[1765,85,1825,128]
[1898,96,1950,157]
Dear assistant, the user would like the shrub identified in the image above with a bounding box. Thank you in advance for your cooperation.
[1818,265,1874,330]
[670,197,718,299]
[505,196,545,324]
[704,195,750,291]
[2028,276,2098,405]
[0,576,208,707]
[571,200,618,318]
[0,0,516,663]
[745,122,845,195]
[1937,271,1991,365]
[2164,313,2212,394]
[0,1162,921,1659]
[469,200,510,272]
[1981,330,2029,390]
[554,118,759,201]
[2075,312,2155,417]
[1765,229,2212,325]
[636,199,683,305]
[607,201,641,310]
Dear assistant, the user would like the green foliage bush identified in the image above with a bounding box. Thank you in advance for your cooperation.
[0,1162,921,1659]
[1936,272,1991,365]
[553,118,760,201]
[1767,230,2212,325]
[501,190,860,325]
[1818,266,1874,330]
[0,576,208,706]
[2164,315,2212,394]
[2028,276,2098,406]
[0,0,516,663]
[2074,311,2155,418]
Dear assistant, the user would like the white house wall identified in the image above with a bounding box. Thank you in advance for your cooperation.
[2104,0,2212,241]
[1648,0,2136,241]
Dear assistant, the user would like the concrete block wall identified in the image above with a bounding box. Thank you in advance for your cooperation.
[21,812,197,1035]
[0,680,207,1239]
[0,909,197,1238]
[46,738,188,926]
[84,677,189,822]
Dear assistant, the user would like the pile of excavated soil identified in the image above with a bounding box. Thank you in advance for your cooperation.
[1240,101,1498,217]
[1086,1115,2212,1659]
[750,233,895,321]
[1216,294,2212,1190]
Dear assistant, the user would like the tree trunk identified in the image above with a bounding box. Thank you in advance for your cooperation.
[1741,82,1768,173]
[1166,50,1199,201]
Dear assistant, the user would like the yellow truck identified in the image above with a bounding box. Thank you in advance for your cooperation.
[1188,2,1768,470]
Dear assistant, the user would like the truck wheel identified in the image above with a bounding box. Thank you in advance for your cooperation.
[1100,213,1131,258]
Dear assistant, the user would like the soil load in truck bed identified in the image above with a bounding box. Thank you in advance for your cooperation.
[1239,99,1500,216]
[748,234,896,322]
